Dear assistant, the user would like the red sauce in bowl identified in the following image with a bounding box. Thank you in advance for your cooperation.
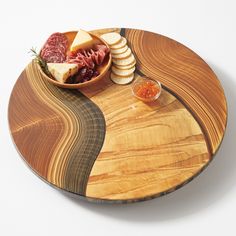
[132,78,161,102]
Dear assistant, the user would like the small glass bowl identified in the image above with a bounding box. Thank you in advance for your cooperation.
[131,77,162,102]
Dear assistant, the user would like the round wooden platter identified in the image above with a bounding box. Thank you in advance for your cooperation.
[8,28,227,203]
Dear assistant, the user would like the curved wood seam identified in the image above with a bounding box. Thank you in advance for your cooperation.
[26,61,106,194]
[62,92,106,193]
[135,68,212,156]
[124,29,227,154]
[44,85,106,194]
[85,77,210,201]
[122,27,211,155]
[134,30,224,152]
[38,62,106,194]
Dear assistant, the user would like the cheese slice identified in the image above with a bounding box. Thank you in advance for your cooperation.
[47,63,78,83]
[70,29,94,52]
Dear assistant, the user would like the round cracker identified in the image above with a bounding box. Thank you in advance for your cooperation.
[110,72,134,85]
[112,54,136,66]
[110,37,127,49]
[111,45,128,55]
[114,61,136,70]
[112,48,131,59]
[100,32,121,45]
[112,66,135,77]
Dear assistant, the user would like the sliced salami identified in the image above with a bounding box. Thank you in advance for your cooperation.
[66,44,109,68]
[40,32,68,63]
[43,52,65,63]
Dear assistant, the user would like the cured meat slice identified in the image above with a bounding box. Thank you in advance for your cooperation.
[44,33,68,47]
[40,32,68,63]
[66,44,109,83]
[94,44,110,54]
[43,52,66,63]
[66,44,109,68]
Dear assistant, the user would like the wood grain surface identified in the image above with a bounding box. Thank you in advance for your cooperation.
[82,74,210,201]
[8,28,227,203]
[124,29,227,154]
[9,61,105,195]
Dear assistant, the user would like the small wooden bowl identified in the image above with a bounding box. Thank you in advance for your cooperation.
[37,31,112,89]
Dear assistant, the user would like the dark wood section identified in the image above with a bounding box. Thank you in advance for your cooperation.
[8,61,105,195]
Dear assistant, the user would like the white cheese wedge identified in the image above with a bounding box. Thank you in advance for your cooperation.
[70,29,94,52]
[47,63,78,83]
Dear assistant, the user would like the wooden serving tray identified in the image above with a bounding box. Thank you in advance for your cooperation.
[8,28,227,203]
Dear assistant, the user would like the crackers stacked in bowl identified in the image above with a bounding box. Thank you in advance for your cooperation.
[101,32,136,85]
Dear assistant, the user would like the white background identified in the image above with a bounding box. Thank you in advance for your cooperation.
[1,0,236,235]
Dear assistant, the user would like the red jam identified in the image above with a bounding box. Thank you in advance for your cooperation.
[133,80,160,102]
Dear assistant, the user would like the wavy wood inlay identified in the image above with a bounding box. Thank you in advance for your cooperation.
[8,61,105,195]
[124,29,227,154]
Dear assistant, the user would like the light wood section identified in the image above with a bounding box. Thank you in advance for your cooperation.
[83,28,227,201]
[82,74,210,200]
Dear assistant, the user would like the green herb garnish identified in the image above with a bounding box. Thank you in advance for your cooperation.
[29,47,51,76]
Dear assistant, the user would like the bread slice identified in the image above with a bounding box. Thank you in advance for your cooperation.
[110,37,127,49]
[101,32,121,45]
[110,72,134,85]
[47,63,78,83]
[111,45,128,55]
[112,54,136,66]
[112,48,131,59]
[112,66,135,77]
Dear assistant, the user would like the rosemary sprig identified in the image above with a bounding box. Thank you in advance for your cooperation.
[29,47,51,76]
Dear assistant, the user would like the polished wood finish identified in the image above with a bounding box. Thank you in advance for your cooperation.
[81,74,210,200]
[9,61,105,194]
[8,28,227,203]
